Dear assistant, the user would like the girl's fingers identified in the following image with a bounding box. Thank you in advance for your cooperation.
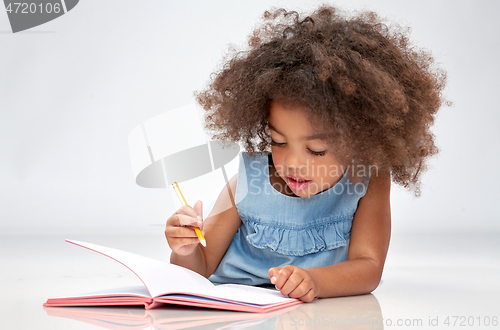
[268,267,282,284]
[279,270,304,296]
[298,288,316,303]
[286,279,310,299]
[177,213,203,227]
[165,204,204,255]
[177,204,199,218]
[193,200,203,222]
[166,225,199,238]
[165,212,200,227]
[166,204,203,227]
[269,266,315,300]
[165,227,201,254]
[272,266,293,291]
[286,286,315,302]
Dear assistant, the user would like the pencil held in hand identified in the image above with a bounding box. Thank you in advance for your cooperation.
[193,226,206,248]
[172,182,207,247]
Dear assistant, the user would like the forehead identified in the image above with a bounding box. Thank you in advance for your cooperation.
[268,101,329,141]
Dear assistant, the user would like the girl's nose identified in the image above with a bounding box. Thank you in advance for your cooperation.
[284,150,303,171]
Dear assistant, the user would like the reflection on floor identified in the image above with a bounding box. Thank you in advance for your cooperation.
[44,294,382,330]
[1,228,499,329]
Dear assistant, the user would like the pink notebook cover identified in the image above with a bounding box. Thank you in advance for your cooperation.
[44,240,301,313]
[44,304,301,330]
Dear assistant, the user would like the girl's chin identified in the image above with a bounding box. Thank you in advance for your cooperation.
[288,185,317,198]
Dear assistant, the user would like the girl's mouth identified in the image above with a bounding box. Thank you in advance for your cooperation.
[286,176,312,191]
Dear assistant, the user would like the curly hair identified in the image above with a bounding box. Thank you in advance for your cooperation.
[195,5,450,196]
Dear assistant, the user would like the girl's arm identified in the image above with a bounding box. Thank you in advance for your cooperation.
[269,172,391,301]
[166,174,241,278]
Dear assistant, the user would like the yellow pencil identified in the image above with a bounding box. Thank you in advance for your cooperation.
[172,182,206,247]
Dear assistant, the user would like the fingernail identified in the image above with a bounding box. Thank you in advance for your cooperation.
[196,215,202,221]
[270,276,276,284]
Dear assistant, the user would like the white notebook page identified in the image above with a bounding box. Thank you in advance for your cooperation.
[67,240,214,297]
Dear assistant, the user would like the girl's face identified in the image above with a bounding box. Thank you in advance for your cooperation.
[268,101,345,198]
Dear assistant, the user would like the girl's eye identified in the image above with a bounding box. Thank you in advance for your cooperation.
[308,149,326,156]
[270,139,286,147]
[271,139,326,156]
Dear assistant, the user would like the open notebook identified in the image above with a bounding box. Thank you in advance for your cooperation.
[43,240,301,313]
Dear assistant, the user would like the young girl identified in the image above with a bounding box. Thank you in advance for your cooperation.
[165,5,448,302]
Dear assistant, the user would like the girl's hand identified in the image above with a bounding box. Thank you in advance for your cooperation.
[268,265,319,303]
[165,200,204,256]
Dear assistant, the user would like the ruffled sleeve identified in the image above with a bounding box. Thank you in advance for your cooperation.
[243,216,352,256]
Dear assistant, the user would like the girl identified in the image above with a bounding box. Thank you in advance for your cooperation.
[165,5,448,302]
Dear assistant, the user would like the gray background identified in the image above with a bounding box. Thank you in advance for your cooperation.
[1,0,499,233]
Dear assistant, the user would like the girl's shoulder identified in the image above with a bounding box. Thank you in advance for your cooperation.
[228,172,238,197]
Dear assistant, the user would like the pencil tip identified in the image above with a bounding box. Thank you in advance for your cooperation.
[200,240,207,248]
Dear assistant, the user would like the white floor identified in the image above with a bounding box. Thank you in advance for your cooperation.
[1,227,499,329]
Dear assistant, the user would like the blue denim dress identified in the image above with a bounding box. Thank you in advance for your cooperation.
[209,152,369,285]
